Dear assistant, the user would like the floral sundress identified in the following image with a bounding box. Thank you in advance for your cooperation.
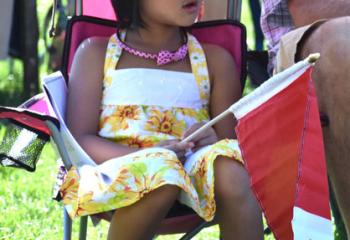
[60,31,243,221]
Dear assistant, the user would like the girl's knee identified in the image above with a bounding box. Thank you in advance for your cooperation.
[159,184,180,195]
[214,157,251,202]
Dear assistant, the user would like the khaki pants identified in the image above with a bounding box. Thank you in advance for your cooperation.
[274,20,328,74]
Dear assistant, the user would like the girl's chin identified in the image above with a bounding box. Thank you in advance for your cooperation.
[176,22,196,27]
[177,17,198,26]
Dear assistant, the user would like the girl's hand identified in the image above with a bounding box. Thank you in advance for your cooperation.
[156,140,194,163]
[182,123,218,152]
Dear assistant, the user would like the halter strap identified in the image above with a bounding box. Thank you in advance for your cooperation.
[103,30,210,105]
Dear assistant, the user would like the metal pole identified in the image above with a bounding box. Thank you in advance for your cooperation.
[76,0,82,15]
[79,216,88,240]
[45,120,73,170]
[179,221,212,240]
[235,0,242,21]
[63,209,72,240]
[227,0,242,21]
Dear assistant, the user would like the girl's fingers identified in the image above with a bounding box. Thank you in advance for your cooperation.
[192,136,217,152]
[183,124,218,144]
[183,123,204,139]
[172,141,194,152]
[175,150,186,159]
[155,140,178,147]
[157,141,194,155]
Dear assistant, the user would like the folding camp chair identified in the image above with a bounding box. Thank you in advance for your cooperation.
[0,0,246,237]
[53,0,247,239]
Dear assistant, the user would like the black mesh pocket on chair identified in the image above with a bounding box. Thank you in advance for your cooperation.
[0,119,50,172]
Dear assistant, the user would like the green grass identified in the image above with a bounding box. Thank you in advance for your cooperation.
[0,144,274,240]
[0,0,270,239]
[0,147,223,240]
[0,145,61,239]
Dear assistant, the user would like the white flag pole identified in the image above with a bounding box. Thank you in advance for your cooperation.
[181,109,234,143]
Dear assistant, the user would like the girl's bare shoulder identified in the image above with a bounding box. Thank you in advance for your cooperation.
[70,37,110,86]
[74,37,110,62]
[201,43,235,67]
[201,43,237,83]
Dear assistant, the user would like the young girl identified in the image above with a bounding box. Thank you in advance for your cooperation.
[62,0,263,239]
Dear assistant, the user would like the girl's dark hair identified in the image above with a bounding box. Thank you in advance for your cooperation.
[111,0,144,29]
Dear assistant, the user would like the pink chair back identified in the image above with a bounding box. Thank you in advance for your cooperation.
[191,20,246,88]
[61,17,247,89]
[78,0,116,20]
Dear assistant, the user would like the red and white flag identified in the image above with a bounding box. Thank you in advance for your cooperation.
[231,56,333,240]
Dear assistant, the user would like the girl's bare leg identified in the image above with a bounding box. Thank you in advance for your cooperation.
[107,185,179,240]
[215,157,263,239]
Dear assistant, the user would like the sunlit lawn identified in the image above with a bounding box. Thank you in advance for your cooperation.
[0,0,272,239]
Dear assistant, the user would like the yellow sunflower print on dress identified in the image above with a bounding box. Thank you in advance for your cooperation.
[59,30,243,222]
[145,109,186,138]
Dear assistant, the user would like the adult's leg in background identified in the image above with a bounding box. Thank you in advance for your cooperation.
[299,16,350,238]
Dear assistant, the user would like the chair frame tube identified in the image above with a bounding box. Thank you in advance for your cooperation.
[46,121,75,239]
[228,0,242,21]
[64,209,73,240]
[46,121,73,170]
[179,221,212,240]
[79,216,88,240]
[76,0,82,16]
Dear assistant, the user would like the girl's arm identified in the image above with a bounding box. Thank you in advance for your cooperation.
[66,37,140,164]
[204,44,242,139]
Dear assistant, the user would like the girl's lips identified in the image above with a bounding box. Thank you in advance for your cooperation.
[182,1,199,13]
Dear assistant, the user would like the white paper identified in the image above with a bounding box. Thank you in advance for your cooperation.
[42,71,97,168]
